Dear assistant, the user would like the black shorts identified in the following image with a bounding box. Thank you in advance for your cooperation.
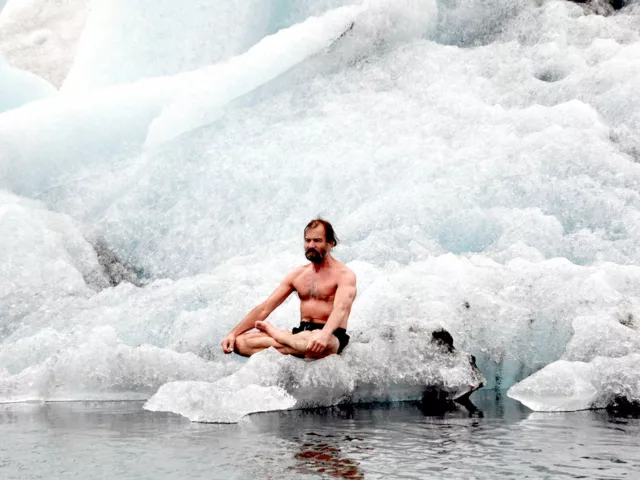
[292,321,350,354]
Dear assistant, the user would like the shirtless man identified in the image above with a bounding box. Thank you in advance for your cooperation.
[220,219,356,359]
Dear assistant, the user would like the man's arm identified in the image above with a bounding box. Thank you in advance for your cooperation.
[307,271,357,354]
[221,270,297,353]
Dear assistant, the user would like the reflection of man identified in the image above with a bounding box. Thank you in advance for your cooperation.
[221,219,356,359]
[293,433,364,479]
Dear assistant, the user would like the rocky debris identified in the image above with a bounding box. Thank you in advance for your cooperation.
[569,0,628,15]
[92,237,143,287]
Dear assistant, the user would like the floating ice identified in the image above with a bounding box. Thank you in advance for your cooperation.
[145,327,485,423]
[507,360,599,412]
[508,354,640,412]
[508,305,640,411]
[144,383,297,424]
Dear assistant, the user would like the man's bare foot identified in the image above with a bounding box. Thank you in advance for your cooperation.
[255,320,312,354]
[255,320,277,337]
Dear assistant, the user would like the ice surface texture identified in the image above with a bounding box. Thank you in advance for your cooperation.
[0,0,87,87]
[1,0,640,414]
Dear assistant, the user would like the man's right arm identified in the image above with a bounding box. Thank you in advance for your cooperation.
[221,270,298,353]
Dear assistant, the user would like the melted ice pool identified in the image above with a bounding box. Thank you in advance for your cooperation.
[1,392,639,479]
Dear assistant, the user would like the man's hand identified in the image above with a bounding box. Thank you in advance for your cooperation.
[307,330,333,354]
[221,333,236,354]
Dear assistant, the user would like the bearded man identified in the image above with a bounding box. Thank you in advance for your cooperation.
[221,219,356,359]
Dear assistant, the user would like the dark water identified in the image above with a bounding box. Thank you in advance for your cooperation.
[1,391,639,479]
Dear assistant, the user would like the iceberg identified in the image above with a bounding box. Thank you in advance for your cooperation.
[1,0,640,420]
[145,327,485,423]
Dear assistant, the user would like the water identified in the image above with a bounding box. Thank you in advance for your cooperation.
[2,393,639,479]
[1,0,640,447]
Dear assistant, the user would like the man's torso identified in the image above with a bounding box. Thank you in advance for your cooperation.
[291,263,349,328]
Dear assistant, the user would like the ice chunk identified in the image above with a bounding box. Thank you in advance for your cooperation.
[144,383,296,424]
[507,360,598,411]
[508,304,640,411]
[0,54,56,112]
[508,354,640,412]
[145,327,485,423]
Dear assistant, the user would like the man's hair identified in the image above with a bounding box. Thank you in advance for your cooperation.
[304,218,339,247]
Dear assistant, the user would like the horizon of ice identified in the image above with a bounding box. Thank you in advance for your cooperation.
[1,0,640,414]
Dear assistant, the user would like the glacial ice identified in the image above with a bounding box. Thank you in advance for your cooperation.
[1,0,640,417]
[0,54,56,112]
[145,4,366,146]
[0,190,106,327]
[62,0,271,91]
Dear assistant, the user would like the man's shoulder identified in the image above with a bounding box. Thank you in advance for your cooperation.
[336,262,356,283]
[284,265,308,282]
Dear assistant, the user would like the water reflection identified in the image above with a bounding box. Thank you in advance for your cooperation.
[1,395,639,480]
[290,432,366,479]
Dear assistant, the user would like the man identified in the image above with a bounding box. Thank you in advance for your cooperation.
[221,219,356,359]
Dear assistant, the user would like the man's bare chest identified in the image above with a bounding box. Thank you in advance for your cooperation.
[294,274,338,301]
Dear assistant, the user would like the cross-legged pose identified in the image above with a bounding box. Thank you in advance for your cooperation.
[221,219,356,359]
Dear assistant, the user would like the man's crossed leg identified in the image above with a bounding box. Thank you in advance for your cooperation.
[234,321,339,359]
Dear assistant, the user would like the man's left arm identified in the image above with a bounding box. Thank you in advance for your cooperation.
[307,271,357,354]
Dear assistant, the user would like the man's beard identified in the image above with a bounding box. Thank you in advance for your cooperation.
[305,248,325,264]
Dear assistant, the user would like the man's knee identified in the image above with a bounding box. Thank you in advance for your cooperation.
[233,334,252,357]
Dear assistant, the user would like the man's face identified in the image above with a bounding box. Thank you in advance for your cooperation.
[304,225,330,264]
